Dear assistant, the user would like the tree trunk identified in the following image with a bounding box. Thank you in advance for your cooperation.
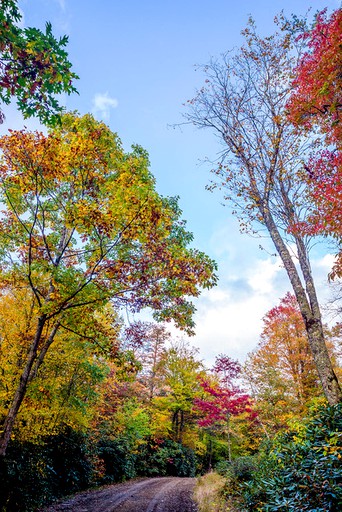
[0,315,46,457]
[227,414,232,463]
[172,410,179,442]
[28,321,61,384]
[208,434,213,471]
[179,410,184,443]
[263,209,342,405]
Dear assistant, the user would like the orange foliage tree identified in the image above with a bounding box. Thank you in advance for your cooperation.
[244,294,340,432]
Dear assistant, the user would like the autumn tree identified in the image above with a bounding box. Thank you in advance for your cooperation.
[287,8,341,141]
[120,326,207,448]
[154,341,204,444]
[286,8,342,277]
[0,287,121,441]
[195,355,253,462]
[0,0,78,125]
[122,321,170,401]
[0,112,217,456]
[184,20,342,405]
[244,293,324,432]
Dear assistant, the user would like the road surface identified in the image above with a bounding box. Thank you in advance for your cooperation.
[42,477,198,512]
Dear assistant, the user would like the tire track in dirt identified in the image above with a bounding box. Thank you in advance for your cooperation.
[145,477,197,512]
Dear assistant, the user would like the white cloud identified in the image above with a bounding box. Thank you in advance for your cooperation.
[247,258,283,295]
[178,221,338,367]
[314,253,336,271]
[194,294,268,358]
[92,92,118,121]
[190,263,289,366]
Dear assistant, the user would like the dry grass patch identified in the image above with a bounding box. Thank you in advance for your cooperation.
[193,472,230,512]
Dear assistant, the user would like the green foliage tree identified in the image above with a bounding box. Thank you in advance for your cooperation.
[0,0,78,125]
[0,112,217,456]
[156,341,204,444]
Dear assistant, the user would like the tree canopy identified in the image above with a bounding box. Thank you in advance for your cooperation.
[287,8,342,278]
[0,0,78,125]
[0,112,217,456]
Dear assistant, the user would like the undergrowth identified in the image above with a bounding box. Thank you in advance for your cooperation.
[217,403,342,511]
[194,472,235,512]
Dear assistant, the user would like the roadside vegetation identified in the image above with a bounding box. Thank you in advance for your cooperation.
[194,473,228,512]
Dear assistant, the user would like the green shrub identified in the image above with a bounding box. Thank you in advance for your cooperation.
[216,456,257,481]
[96,435,137,483]
[240,403,342,511]
[47,429,94,495]
[136,439,197,477]
[0,441,53,512]
[0,430,95,511]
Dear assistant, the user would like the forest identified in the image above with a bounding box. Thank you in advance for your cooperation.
[0,1,341,511]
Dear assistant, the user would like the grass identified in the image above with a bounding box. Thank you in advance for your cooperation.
[193,471,239,512]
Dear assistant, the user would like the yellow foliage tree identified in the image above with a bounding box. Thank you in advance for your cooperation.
[0,113,217,456]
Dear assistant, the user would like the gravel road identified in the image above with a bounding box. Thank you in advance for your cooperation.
[42,477,198,512]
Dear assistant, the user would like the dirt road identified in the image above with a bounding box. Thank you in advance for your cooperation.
[42,477,198,512]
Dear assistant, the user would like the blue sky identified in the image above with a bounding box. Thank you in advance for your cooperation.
[4,0,340,365]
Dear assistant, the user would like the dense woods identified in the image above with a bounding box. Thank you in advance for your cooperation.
[0,2,341,511]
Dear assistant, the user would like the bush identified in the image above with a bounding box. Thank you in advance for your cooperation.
[214,456,257,509]
[0,429,95,512]
[96,435,137,483]
[135,439,197,477]
[240,403,342,511]
[216,456,257,481]
[0,441,54,512]
[47,429,94,495]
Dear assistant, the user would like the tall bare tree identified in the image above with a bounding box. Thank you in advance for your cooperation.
[184,20,342,405]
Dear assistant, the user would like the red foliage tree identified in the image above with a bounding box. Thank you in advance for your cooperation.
[194,355,255,460]
[287,8,342,138]
[287,9,342,276]
[198,355,250,422]
[195,378,252,428]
